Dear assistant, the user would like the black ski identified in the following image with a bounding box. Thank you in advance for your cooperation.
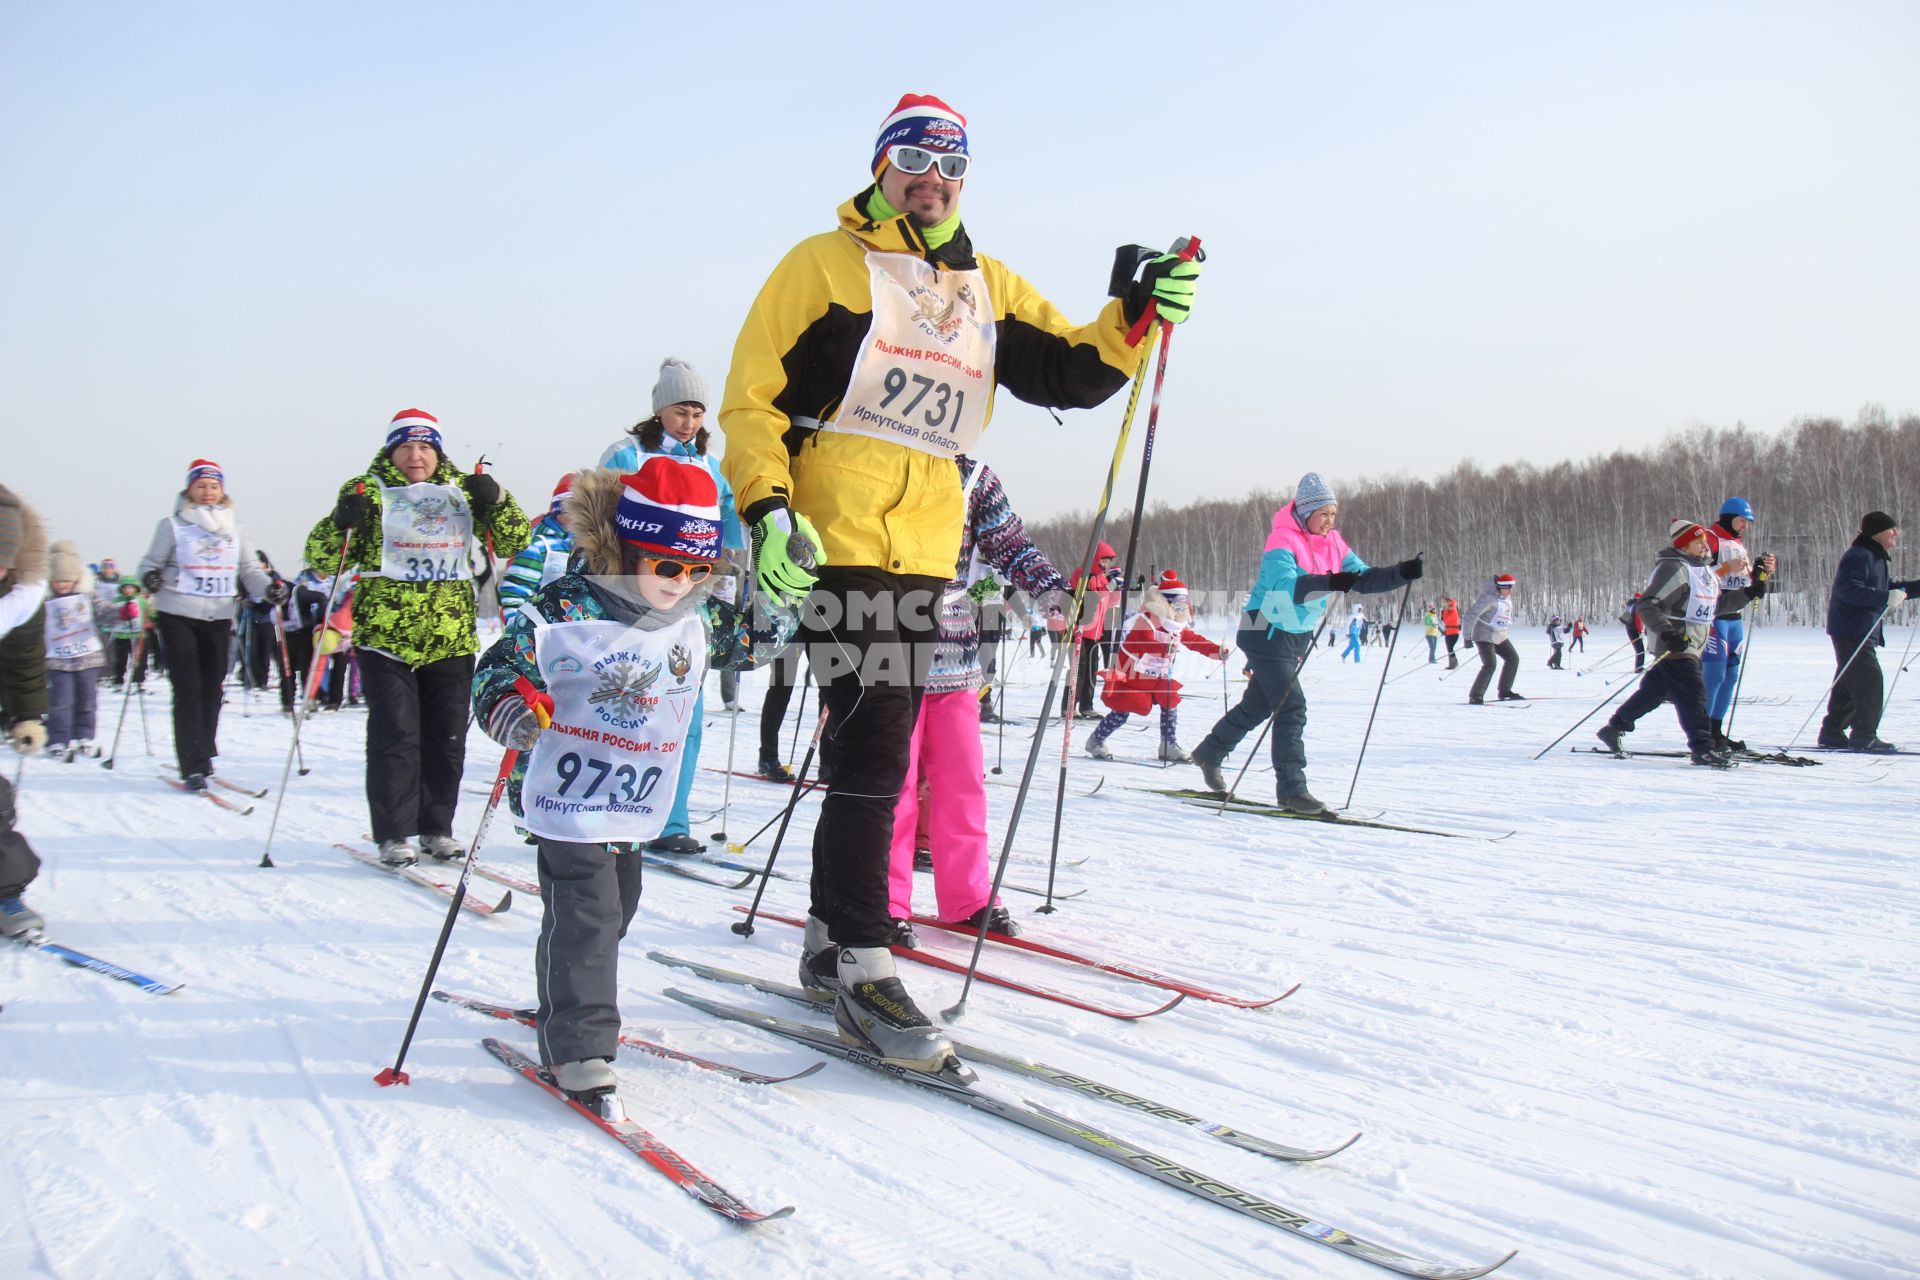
[646,952,1349,1161]
[662,989,1514,1279]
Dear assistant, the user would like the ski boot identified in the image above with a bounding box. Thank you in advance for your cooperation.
[1191,747,1228,795]
[1498,690,1527,701]
[759,755,795,784]
[1158,741,1193,765]
[830,946,965,1074]
[1278,791,1328,816]
[912,846,933,872]
[798,914,839,995]
[418,835,464,862]
[551,1058,624,1120]
[183,772,210,792]
[1084,739,1115,761]
[377,838,420,867]
[1689,746,1735,769]
[885,918,920,949]
[1816,730,1850,750]
[1854,737,1899,754]
[0,896,46,941]
[1595,723,1627,757]
[954,904,1021,938]
[645,833,703,857]
[1708,718,1747,754]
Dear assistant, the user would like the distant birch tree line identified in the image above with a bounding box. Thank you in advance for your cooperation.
[1019,407,1919,630]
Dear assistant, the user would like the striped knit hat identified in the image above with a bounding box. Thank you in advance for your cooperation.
[614,457,724,562]
[385,408,443,453]
[186,458,224,487]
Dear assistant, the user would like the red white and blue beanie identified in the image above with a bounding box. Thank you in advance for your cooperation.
[872,93,968,176]
[614,457,724,562]
[186,458,224,487]
[551,472,575,514]
[1495,573,1517,588]
[1157,568,1188,595]
[385,408,443,453]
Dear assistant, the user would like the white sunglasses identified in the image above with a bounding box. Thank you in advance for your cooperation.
[888,145,971,180]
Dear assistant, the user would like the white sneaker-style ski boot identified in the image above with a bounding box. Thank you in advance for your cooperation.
[798,914,839,995]
[831,946,962,1073]
[0,896,47,940]
[1158,741,1193,764]
[418,835,463,862]
[552,1058,624,1119]
[377,838,420,867]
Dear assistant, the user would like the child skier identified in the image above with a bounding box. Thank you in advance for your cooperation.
[1085,570,1225,763]
[43,541,106,759]
[471,457,794,1111]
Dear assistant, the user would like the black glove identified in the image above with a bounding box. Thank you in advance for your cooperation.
[463,473,501,513]
[265,580,291,606]
[1327,571,1359,591]
[332,490,373,531]
[141,569,164,592]
[1397,555,1425,581]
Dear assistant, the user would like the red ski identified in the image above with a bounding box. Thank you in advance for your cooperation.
[907,915,1297,1010]
[741,908,1185,1022]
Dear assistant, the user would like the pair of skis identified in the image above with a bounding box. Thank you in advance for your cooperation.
[646,955,1515,1278]
[1148,788,1515,842]
[158,772,262,815]
[335,843,512,917]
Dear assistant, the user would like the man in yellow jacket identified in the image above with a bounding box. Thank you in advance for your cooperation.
[720,92,1201,1070]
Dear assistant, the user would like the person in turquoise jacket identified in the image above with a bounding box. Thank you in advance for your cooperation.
[596,358,747,853]
[1189,472,1421,815]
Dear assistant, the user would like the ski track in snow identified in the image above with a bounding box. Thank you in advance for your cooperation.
[2,625,1917,1278]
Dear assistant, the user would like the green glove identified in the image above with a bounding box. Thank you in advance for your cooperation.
[751,507,824,605]
[1135,253,1202,325]
[966,574,1001,604]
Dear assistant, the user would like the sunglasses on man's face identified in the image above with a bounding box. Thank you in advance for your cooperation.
[889,145,970,180]
[635,557,713,583]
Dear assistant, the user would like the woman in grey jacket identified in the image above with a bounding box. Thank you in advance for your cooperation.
[1462,573,1522,703]
[137,460,281,790]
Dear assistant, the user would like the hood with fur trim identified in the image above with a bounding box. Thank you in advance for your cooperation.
[563,467,630,577]
[0,484,49,585]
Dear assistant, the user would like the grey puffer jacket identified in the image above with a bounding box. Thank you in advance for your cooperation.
[137,493,272,623]
[1461,579,1514,644]
[1635,546,1762,661]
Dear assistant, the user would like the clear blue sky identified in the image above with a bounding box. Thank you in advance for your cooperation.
[4,0,1915,568]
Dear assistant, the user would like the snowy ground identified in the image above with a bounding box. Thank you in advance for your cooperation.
[3,622,1916,1280]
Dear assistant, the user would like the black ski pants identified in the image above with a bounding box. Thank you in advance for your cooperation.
[280,626,315,712]
[1820,636,1885,745]
[155,612,231,777]
[1469,639,1519,701]
[534,836,645,1066]
[1628,628,1646,671]
[1197,620,1316,799]
[1611,655,1711,751]
[0,775,41,899]
[360,648,473,843]
[758,643,805,763]
[802,566,942,949]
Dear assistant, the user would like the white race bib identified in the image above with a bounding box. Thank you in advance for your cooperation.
[378,483,474,583]
[45,595,103,660]
[170,517,239,599]
[1491,598,1513,629]
[520,615,706,842]
[830,250,995,457]
[1684,564,1720,624]
[1715,535,1752,589]
[1135,653,1173,679]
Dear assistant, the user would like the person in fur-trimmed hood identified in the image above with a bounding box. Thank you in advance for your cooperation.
[303,410,531,864]
[1084,570,1225,763]
[470,458,794,1110]
[0,484,50,938]
[137,460,282,790]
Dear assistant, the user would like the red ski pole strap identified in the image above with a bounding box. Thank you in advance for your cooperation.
[511,675,554,729]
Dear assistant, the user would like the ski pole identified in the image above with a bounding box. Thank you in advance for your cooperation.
[1720,603,1758,742]
[260,488,361,868]
[270,611,308,775]
[786,667,809,768]
[731,708,827,938]
[1787,600,1899,749]
[1343,576,1415,810]
[101,632,147,771]
[710,681,740,845]
[1036,629,1086,916]
[1575,637,1634,677]
[1214,610,1332,809]
[376,686,540,1087]
[946,238,1202,1021]
[1530,651,1669,760]
[1882,623,1917,718]
[990,631,1009,776]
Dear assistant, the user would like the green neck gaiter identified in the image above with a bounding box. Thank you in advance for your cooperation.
[867,187,960,251]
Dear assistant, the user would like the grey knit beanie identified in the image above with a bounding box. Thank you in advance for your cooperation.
[651,357,709,415]
[1294,472,1337,519]
[48,540,82,582]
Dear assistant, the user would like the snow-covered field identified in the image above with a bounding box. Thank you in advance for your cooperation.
[3,622,1916,1280]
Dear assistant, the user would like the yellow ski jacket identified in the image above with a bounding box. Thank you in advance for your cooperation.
[720,191,1140,579]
